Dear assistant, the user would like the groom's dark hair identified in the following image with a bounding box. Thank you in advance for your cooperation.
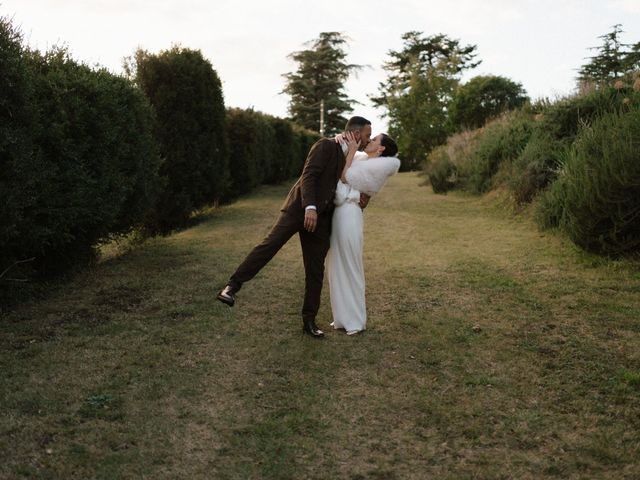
[344,116,371,132]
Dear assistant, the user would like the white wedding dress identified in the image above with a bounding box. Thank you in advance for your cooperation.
[327,152,400,334]
[327,178,366,333]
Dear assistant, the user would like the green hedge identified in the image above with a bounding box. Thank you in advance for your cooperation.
[268,117,298,183]
[1,14,320,289]
[293,124,321,176]
[1,17,35,274]
[226,108,319,199]
[27,49,162,266]
[132,47,229,231]
[226,108,269,196]
[1,18,161,278]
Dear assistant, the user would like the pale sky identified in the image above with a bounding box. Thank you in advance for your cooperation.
[3,0,640,132]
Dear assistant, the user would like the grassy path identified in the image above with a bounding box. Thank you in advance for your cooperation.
[2,173,639,479]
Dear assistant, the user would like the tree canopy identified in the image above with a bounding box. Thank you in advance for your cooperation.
[372,31,480,170]
[578,24,640,87]
[128,46,229,231]
[449,75,529,131]
[282,32,361,136]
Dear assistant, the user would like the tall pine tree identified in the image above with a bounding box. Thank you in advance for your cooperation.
[578,24,640,87]
[282,32,361,136]
[578,25,626,85]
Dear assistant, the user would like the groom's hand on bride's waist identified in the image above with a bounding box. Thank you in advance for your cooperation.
[304,208,318,232]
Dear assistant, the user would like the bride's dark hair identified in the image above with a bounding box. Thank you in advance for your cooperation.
[380,134,398,157]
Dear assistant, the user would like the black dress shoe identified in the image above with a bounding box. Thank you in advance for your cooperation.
[302,319,324,338]
[217,285,236,307]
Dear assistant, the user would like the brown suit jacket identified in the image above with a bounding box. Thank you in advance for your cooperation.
[280,138,346,218]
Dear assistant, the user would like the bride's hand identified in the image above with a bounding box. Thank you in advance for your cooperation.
[344,131,360,154]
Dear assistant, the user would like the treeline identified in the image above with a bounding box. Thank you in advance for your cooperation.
[371,32,529,171]
[425,26,640,256]
[0,16,318,283]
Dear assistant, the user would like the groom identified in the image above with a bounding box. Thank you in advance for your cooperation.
[217,116,373,337]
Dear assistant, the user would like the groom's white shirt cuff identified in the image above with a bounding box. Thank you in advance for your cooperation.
[305,205,317,211]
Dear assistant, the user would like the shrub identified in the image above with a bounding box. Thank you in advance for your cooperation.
[1,31,162,279]
[509,131,567,204]
[466,111,534,193]
[538,109,640,256]
[0,17,37,275]
[27,49,161,271]
[132,47,229,231]
[425,146,457,194]
[225,108,319,199]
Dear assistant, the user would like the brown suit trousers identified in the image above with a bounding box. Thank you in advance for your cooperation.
[228,138,345,322]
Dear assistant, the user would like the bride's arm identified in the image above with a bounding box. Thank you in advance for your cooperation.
[340,132,360,183]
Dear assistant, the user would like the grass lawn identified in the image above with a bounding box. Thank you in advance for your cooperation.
[1,172,639,479]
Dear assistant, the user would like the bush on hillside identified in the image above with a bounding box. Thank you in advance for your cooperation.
[537,109,640,256]
[535,172,568,231]
[465,111,535,194]
[449,75,529,131]
[509,131,566,204]
[425,146,457,194]
[505,87,640,204]
[536,86,640,141]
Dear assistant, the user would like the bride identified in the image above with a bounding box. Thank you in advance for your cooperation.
[326,131,400,335]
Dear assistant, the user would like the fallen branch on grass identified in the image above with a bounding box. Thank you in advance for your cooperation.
[0,257,36,282]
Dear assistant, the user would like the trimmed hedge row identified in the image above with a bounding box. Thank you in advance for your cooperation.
[0,17,319,284]
[1,21,161,277]
[226,108,319,198]
[132,47,229,231]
